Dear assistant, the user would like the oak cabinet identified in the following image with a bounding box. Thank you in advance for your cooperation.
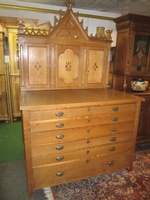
[19,3,143,196]
[20,89,142,195]
[113,14,150,144]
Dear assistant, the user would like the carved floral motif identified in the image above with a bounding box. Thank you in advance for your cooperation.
[34,62,41,70]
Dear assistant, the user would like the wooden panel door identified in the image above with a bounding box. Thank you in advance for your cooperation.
[20,43,50,90]
[86,47,109,88]
[55,45,85,89]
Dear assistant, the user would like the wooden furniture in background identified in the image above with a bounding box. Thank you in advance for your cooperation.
[19,2,143,196]
[7,27,21,121]
[0,32,12,123]
[113,14,150,144]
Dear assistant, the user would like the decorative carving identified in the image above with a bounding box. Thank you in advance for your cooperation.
[65,0,74,10]
[34,62,41,70]
[59,49,79,84]
[93,63,98,71]
[65,62,72,71]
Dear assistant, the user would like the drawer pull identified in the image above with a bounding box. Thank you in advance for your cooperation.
[56,123,64,128]
[111,127,117,132]
[88,119,91,123]
[55,112,64,117]
[108,161,114,165]
[112,107,119,111]
[110,137,116,142]
[56,172,64,177]
[56,145,64,150]
[56,156,64,161]
[112,117,118,121]
[56,134,64,139]
[109,147,116,151]
[86,150,90,154]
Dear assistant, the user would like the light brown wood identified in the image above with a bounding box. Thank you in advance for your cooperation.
[0,32,11,123]
[18,9,112,91]
[19,4,143,197]
[20,89,143,196]
[7,28,21,121]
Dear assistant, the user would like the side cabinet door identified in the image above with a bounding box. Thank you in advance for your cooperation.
[86,47,109,88]
[21,42,50,90]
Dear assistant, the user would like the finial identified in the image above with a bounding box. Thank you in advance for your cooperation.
[65,0,75,10]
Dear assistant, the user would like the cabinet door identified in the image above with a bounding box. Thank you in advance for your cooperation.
[55,45,84,88]
[137,96,150,143]
[86,47,109,88]
[131,32,150,75]
[20,43,50,90]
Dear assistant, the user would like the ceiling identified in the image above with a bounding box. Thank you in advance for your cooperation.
[16,0,150,17]
[0,0,150,28]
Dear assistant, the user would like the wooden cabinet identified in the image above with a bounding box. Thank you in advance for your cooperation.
[113,14,150,144]
[19,2,143,196]
[113,14,150,91]
[134,94,150,144]
[20,89,142,195]
[18,12,110,91]
[0,32,12,123]
[7,28,21,121]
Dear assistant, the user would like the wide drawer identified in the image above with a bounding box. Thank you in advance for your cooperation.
[29,103,136,121]
[31,132,133,158]
[32,140,133,167]
[33,150,131,189]
[30,112,136,132]
[31,121,135,146]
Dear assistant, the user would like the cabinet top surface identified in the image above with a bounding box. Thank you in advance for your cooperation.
[20,89,143,110]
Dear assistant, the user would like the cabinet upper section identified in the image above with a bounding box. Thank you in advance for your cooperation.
[18,0,112,91]
[114,14,150,76]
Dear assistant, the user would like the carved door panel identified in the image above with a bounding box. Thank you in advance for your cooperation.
[55,45,85,88]
[21,43,50,90]
[86,47,109,88]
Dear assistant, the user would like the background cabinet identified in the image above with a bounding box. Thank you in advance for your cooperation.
[113,14,150,144]
[7,27,21,121]
[113,14,150,91]
[0,32,12,123]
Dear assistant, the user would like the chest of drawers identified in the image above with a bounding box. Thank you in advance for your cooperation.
[20,88,143,196]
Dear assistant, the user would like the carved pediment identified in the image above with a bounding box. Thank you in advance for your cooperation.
[50,9,89,41]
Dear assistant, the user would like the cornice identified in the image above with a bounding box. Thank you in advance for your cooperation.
[0,3,115,21]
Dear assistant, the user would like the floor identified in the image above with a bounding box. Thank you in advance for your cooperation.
[0,159,47,200]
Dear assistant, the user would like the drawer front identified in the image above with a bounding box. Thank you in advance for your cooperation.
[31,132,133,158]
[32,140,133,167]
[31,121,135,146]
[30,104,136,121]
[30,112,136,132]
[33,150,131,189]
